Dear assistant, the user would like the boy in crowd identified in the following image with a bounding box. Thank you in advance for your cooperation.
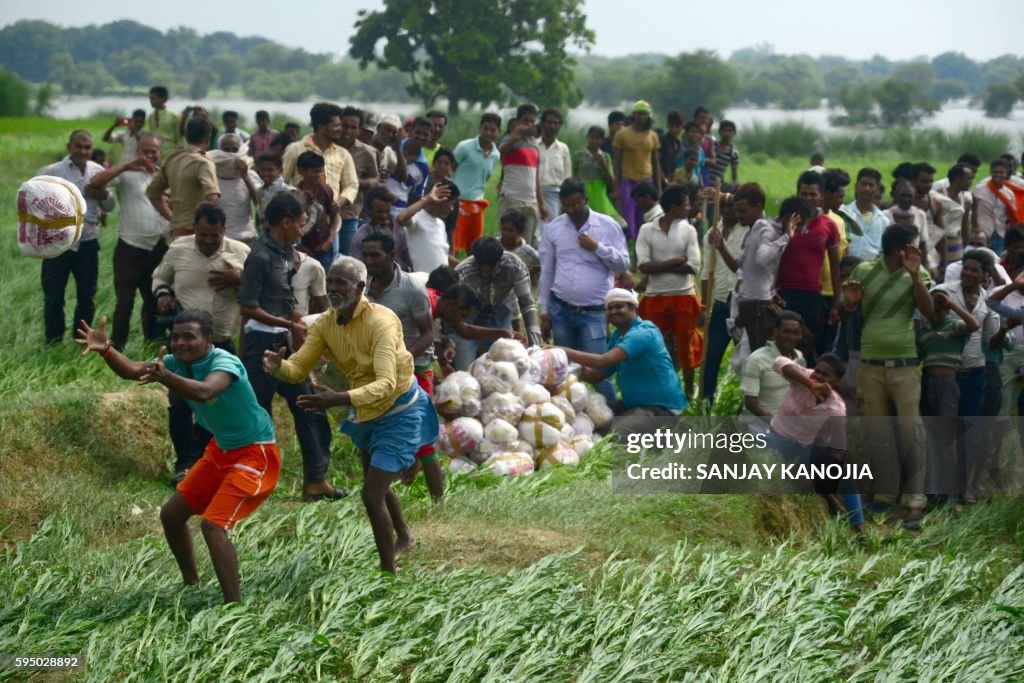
[711,120,739,184]
[350,185,413,271]
[398,180,459,273]
[659,110,684,183]
[255,153,294,225]
[295,151,340,271]
[917,289,978,500]
[499,209,540,286]
[387,116,432,215]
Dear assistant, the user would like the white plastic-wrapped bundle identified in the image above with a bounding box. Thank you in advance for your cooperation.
[479,361,519,395]
[469,356,493,385]
[448,457,477,475]
[518,403,566,449]
[480,392,525,425]
[483,418,519,447]
[528,347,569,387]
[438,417,484,456]
[555,375,590,412]
[572,413,595,438]
[537,441,580,469]
[560,423,576,443]
[487,338,532,374]
[514,382,551,406]
[434,371,482,417]
[585,394,614,432]
[482,451,535,477]
[16,176,86,258]
[472,439,497,465]
[513,439,535,459]
[551,395,576,422]
[571,434,594,457]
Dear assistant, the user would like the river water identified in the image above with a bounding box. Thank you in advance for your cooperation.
[53,96,1024,140]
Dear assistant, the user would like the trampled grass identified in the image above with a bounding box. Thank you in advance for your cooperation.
[2,117,1024,680]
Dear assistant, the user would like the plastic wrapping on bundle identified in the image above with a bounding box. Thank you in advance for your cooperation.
[438,417,483,456]
[572,413,595,437]
[555,375,590,411]
[16,176,85,258]
[514,382,551,406]
[571,434,594,457]
[480,391,526,425]
[486,338,532,374]
[434,371,482,418]
[483,418,519,447]
[528,346,569,387]
[482,451,535,477]
[585,394,614,432]
[518,403,566,448]
[551,395,576,422]
[479,361,519,395]
[536,441,580,469]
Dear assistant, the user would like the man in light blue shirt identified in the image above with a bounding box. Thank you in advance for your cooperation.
[557,288,686,415]
[843,167,890,260]
[452,113,501,201]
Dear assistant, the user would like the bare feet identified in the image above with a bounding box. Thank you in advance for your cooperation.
[394,532,416,557]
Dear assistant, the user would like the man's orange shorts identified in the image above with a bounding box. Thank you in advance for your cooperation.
[177,440,281,530]
[638,293,703,370]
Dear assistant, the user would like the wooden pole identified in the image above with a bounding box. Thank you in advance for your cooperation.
[697,179,723,403]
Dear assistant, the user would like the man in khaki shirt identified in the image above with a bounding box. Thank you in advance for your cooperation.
[147,117,220,238]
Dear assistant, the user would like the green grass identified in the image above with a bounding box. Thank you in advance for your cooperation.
[1,117,1023,681]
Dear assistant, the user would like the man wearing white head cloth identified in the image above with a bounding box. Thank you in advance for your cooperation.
[554,287,686,417]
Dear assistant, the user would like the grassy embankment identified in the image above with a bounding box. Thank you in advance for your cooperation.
[1,117,1022,681]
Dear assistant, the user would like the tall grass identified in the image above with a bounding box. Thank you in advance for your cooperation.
[741,122,1013,162]
[2,118,1024,680]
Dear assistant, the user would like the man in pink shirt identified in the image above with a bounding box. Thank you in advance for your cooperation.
[768,352,864,530]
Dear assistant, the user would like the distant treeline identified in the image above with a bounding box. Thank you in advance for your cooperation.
[0,20,1023,120]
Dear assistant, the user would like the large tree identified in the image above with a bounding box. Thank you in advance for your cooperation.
[641,51,738,118]
[349,0,594,116]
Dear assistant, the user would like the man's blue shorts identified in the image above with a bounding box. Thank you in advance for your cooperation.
[340,381,439,472]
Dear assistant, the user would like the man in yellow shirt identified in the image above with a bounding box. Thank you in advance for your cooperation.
[263,256,438,574]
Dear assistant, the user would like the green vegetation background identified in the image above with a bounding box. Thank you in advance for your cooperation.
[1,117,1023,681]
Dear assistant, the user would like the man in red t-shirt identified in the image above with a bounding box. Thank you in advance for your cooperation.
[776,171,841,363]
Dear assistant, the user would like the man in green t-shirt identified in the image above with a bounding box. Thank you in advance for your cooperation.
[840,224,933,530]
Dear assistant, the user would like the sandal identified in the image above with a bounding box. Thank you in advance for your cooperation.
[902,512,924,532]
[303,487,349,502]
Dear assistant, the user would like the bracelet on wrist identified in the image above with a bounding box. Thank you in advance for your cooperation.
[101,340,114,358]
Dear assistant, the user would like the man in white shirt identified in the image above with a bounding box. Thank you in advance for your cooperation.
[38,129,115,344]
[396,180,458,273]
[537,107,573,235]
[87,133,170,349]
[973,158,1018,256]
[101,109,147,164]
[636,184,702,396]
[701,194,748,402]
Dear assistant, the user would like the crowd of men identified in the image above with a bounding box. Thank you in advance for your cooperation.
[45,86,1024,601]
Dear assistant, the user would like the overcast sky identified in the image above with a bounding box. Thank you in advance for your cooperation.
[3,0,1022,61]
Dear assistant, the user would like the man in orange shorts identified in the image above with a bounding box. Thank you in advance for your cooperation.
[77,309,279,603]
[635,184,703,397]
